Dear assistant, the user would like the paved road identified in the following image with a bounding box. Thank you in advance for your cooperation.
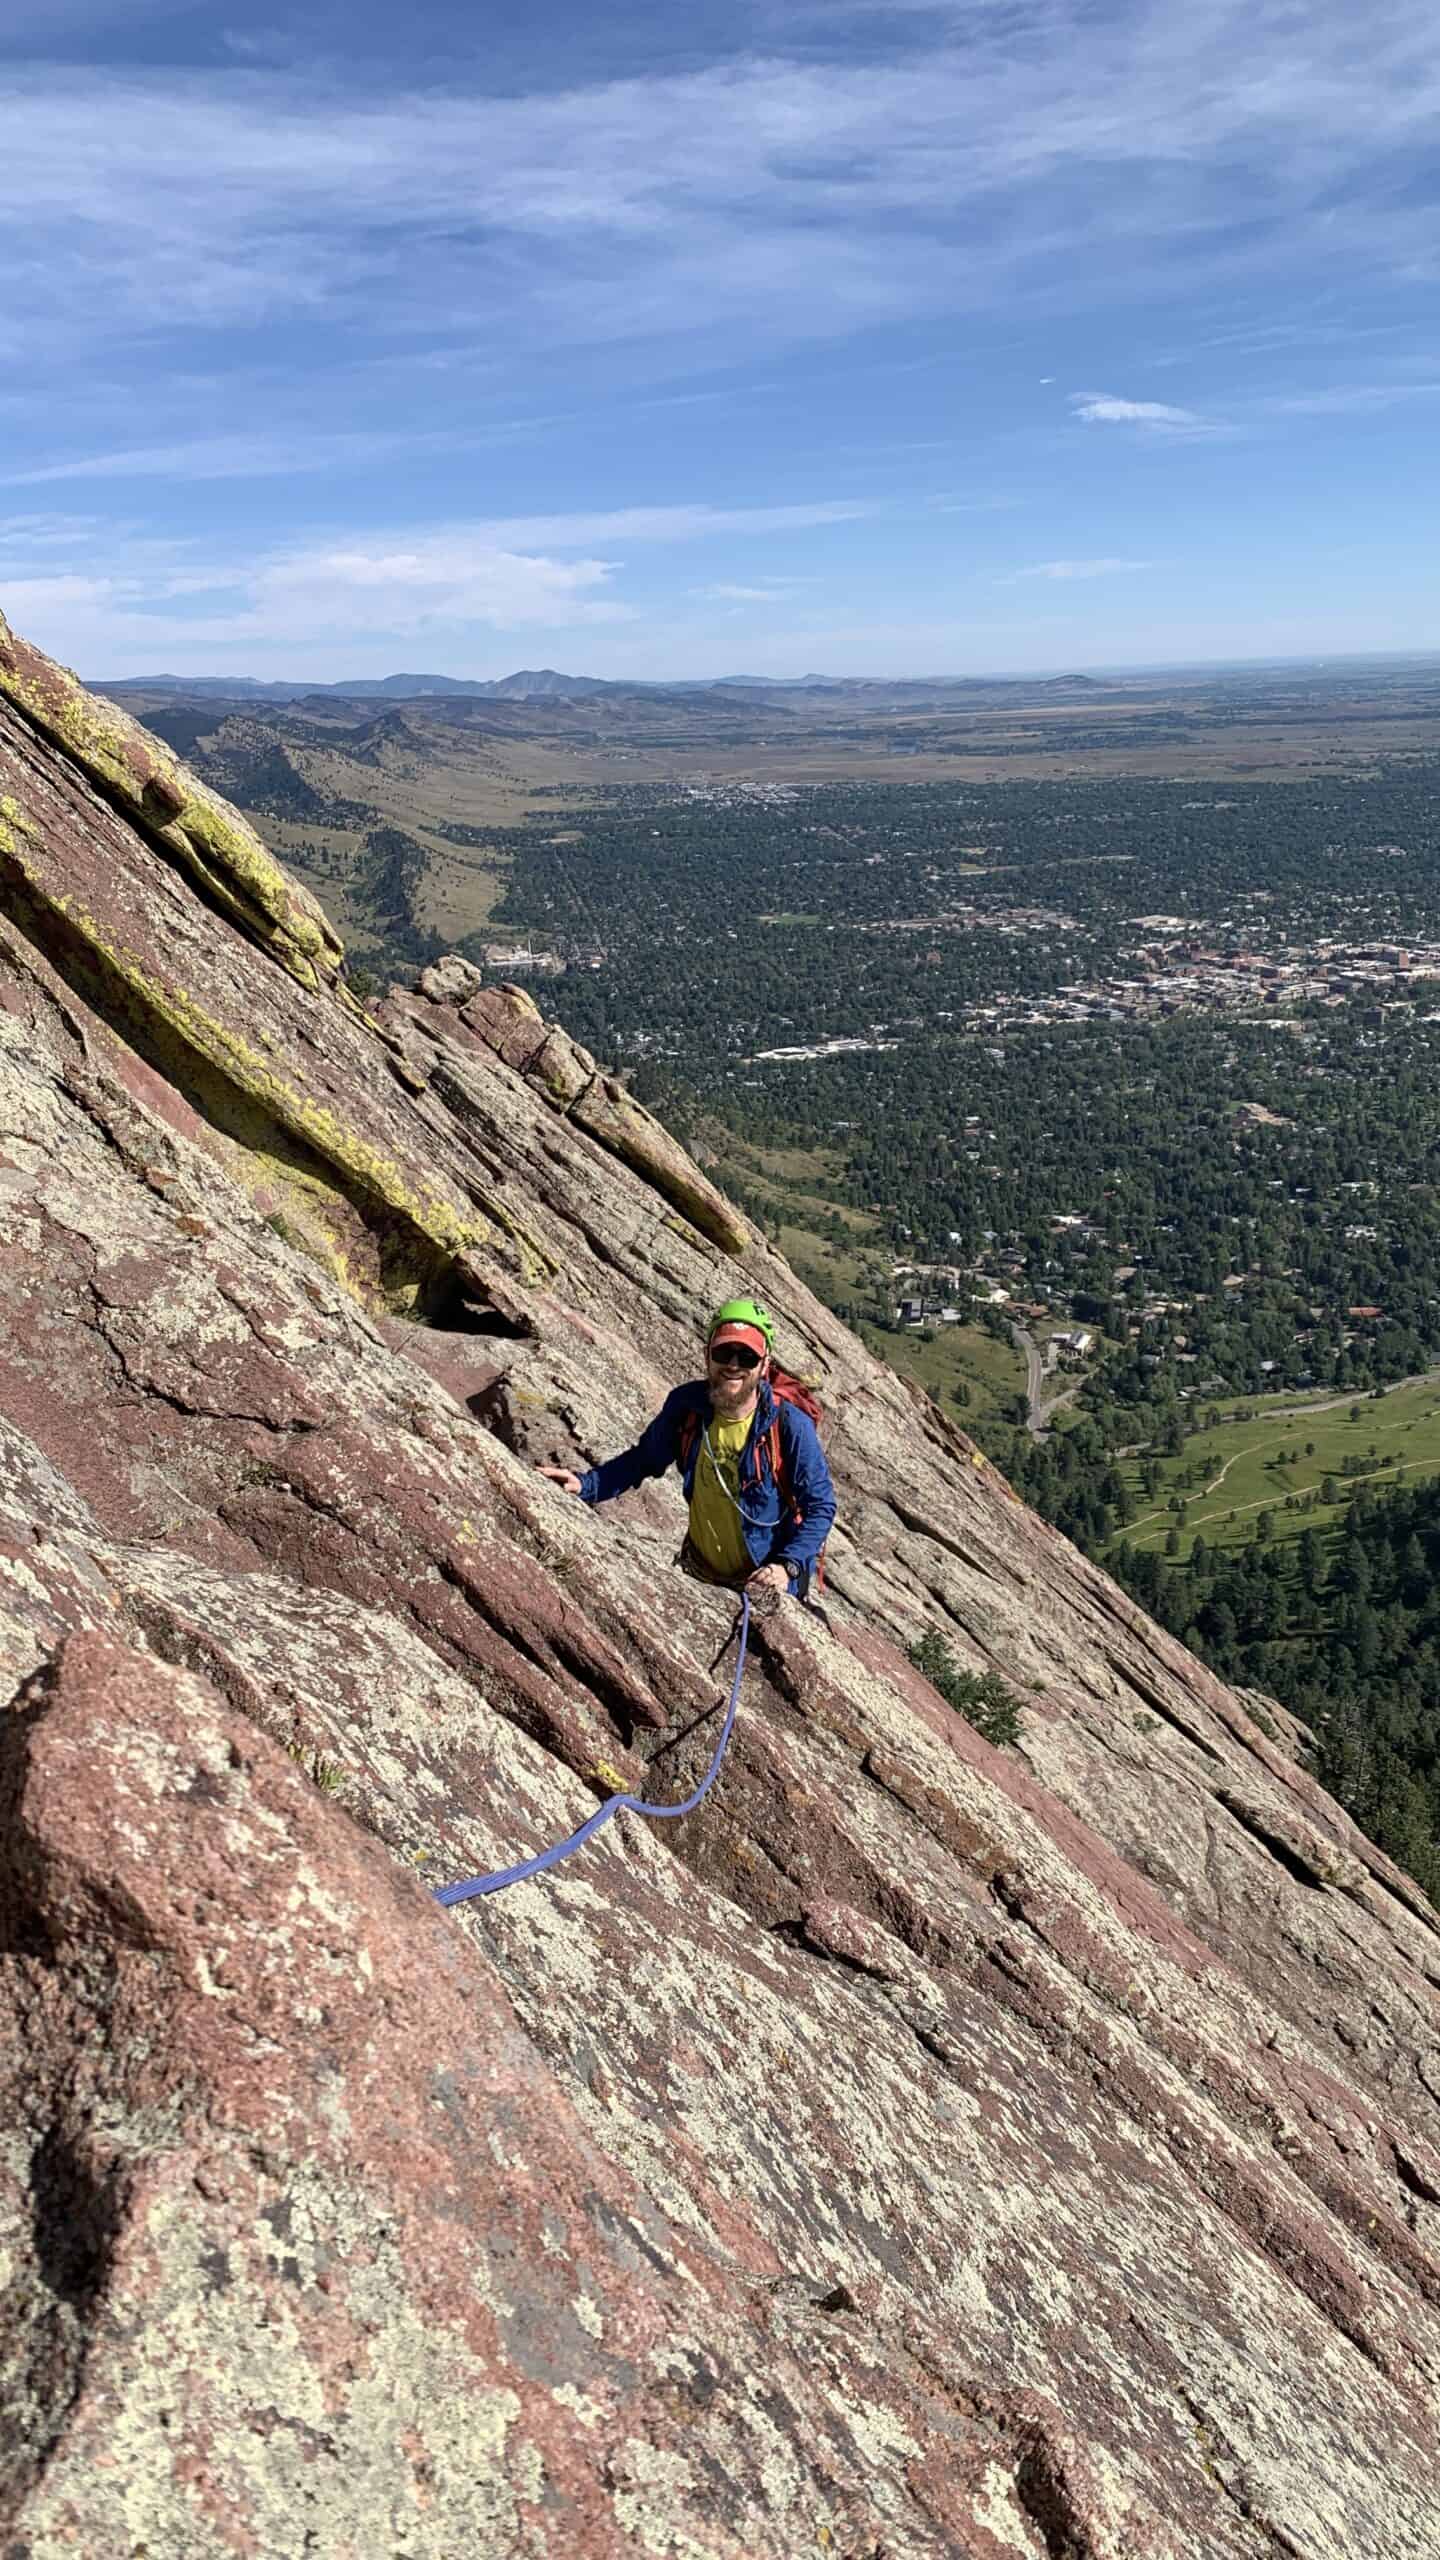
[1037,1376,1085,1433]
[1012,1324,1045,1428]
[1011,1324,1083,1437]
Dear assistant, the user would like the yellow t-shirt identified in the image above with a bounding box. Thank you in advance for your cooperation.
[686,1410,754,1581]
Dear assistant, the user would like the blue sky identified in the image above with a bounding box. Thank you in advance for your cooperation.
[2,0,1438,680]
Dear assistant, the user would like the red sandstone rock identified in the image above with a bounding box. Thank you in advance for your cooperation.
[2,628,1440,2553]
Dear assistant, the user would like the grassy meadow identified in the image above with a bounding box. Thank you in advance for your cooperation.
[1115,1373,1440,1558]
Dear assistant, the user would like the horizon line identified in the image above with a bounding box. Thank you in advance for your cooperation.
[89,646,1440,693]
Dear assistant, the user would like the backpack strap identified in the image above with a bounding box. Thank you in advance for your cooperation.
[769,1402,827,1593]
[736,1402,786,1497]
[676,1404,702,1478]
[753,1407,798,1518]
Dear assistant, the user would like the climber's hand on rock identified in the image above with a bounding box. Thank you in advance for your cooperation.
[745,1562,790,1596]
[538,1465,583,1496]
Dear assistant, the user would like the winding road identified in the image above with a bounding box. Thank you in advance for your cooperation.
[1011,1324,1086,1438]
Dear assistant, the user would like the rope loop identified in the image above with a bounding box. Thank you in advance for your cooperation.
[434,1593,750,1907]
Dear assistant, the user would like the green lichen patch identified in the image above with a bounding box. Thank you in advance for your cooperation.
[0,614,342,991]
[0,791,33,855]
[0,846,498,1317]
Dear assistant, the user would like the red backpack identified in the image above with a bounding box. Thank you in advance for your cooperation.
[677,1369,828,1588]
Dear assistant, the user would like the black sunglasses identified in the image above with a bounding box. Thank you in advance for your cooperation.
[709,1343,761,1370]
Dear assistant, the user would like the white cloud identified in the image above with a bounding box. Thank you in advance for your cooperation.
[1071,375,1440,435]
[0,493,876,672]
[1070,392,1209,431]
[1012,557,1156,579]
[0,574,118,619]
[1,534,636,678]
[255,543,631,633]
[241,508,866,632]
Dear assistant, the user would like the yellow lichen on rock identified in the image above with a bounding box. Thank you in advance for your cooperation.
[137,971,497,1268]
[0,791,34,855]
[0,609,343,991]
[0,831,497,1306]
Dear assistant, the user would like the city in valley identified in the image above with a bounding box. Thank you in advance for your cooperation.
[750,930,1440,1061]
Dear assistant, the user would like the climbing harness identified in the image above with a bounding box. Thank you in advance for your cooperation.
[433,1594,750,1907]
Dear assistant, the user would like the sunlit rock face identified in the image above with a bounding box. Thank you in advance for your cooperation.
[3,622,1440,2558]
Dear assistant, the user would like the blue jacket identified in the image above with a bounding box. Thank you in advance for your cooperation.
[579,1378,837,1593]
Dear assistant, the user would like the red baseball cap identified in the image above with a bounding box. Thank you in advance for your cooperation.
[708,1321,769,1359]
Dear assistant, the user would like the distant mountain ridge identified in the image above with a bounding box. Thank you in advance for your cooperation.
[91,667,620,702]
[91,666,1118,702]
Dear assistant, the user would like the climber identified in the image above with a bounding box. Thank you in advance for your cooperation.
[537,1297,837,1600]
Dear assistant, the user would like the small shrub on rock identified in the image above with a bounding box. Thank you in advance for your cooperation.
[906,1628,1024,1748]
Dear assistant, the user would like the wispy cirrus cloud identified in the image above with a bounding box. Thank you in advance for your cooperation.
[1071,375,1440,435]
[461,503,870,546]
[4,4,1439,681]
[928,494,1025,514]
[1011,557,1156,580]
[0,512,101,547]
[3,1,1440,376]
[0,426,545,487]
[1260,379,1440,415]
[692,582,800,602]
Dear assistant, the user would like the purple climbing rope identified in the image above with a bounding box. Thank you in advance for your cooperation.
[433,1594,749,1907]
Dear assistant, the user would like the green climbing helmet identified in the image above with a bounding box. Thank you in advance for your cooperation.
[706,1295,775,1349]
